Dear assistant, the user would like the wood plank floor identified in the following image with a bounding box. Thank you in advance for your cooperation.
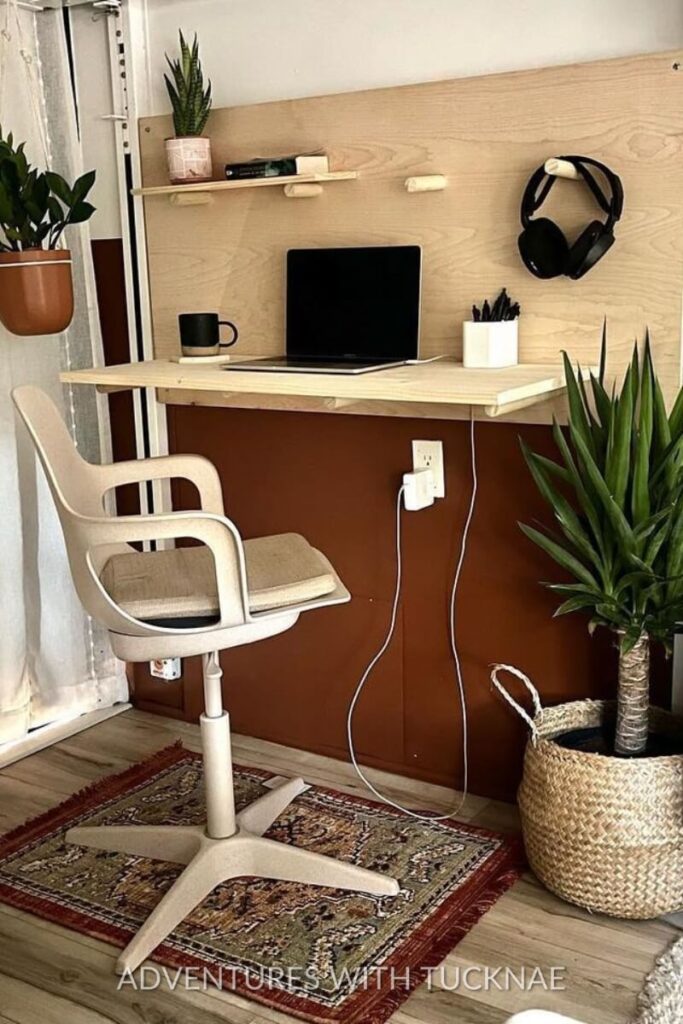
[0,708,678,1024]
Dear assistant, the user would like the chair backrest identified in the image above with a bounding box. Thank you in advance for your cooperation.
[13,386,250,640]
[11,385,138,631]
[12,385,239,640]
[12,385,104,518]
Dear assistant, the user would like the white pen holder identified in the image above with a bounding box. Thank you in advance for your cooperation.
[462,320,518,368]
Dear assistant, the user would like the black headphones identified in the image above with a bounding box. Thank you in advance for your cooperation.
[518,156,623,280]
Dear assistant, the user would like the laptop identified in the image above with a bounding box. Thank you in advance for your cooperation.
[226,245,421,375]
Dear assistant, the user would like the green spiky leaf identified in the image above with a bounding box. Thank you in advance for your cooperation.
[521,327,683,710]
[164,30,212,137]
[519,523,598,589]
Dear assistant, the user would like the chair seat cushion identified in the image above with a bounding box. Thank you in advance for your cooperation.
[99,532,336,622]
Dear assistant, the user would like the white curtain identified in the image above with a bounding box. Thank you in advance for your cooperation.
[0,2,127,746]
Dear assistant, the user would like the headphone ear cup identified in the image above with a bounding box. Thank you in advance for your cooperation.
[518,218,569,279]
[567,221,613,279]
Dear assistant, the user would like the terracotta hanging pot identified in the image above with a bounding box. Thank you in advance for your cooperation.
[0,248,74,336]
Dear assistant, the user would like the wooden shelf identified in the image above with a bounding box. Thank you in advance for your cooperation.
[60,359,583,420]
[131,171,358,204]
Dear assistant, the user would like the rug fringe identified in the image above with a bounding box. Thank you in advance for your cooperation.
[0,740,189,857]
[338,840,526,1024]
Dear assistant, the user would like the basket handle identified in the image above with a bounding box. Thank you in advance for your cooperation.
[490,664,543,742]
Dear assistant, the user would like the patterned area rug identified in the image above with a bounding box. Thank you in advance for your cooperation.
[0,743,524,1024]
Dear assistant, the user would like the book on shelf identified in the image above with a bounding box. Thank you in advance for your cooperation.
[224,153,330,180]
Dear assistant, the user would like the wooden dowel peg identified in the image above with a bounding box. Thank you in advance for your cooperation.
[544,158,579,180]
[284,183,324,198]
[404,174,447,193]
[169,191,214,206]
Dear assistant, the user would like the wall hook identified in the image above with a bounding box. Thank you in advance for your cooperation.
[544,157,579,180]
[284,183,323,198]
[404,174,447,193]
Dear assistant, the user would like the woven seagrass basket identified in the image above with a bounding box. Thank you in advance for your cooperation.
[492,666,683,919]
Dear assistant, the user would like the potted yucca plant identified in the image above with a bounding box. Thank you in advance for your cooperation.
[521,329,683,757]
[164,31,213,184]
[498,327,683,920]
[0,127,96,336]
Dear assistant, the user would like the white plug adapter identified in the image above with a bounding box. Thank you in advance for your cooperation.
[403,468,436,511]
[412,440,445,499]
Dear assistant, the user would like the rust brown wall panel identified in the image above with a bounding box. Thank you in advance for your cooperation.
[400,419,615,799]
[91,239,140,517]
[184,600,406,768]
[160,404,639,800]
[129,665,185,712]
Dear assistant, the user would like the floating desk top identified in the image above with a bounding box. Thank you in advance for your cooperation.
[60,359,580,420]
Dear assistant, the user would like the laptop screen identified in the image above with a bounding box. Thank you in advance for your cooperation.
[286,246,421,362]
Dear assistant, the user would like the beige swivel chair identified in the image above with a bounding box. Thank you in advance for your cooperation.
[12,385,399,975]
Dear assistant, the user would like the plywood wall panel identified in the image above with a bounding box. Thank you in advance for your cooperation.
[140,52,683,416]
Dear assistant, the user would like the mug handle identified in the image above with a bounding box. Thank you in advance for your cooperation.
[218,320,239,348]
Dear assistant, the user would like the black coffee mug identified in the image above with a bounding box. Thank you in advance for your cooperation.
[179,312,239,357]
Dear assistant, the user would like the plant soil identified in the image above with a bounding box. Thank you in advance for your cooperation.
[555,725,683,757]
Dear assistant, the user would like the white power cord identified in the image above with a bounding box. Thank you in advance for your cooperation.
[346,413,479,821]
[405,354,448,365]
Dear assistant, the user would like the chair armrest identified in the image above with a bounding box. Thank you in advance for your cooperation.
[93,455,224,514]
[81,510,247,628]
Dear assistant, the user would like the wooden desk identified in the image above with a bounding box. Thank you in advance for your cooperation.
[60,359,577,420]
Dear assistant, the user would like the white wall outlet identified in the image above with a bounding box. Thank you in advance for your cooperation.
[150,657,182,681]
[412,440,445,499]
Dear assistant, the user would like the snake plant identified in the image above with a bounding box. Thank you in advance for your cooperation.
[520,327,683,754]
[164,31,212,137]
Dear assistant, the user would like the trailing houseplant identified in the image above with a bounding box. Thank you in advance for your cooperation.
[520,327,683,756]
[0,126,96,335]
[163,31,213,184]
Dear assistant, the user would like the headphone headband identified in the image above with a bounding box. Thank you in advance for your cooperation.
[563,155,624,222]
[521,155,623,228]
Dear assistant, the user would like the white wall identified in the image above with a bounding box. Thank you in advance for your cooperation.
[143,0,683,115]
[71,8,121,239]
